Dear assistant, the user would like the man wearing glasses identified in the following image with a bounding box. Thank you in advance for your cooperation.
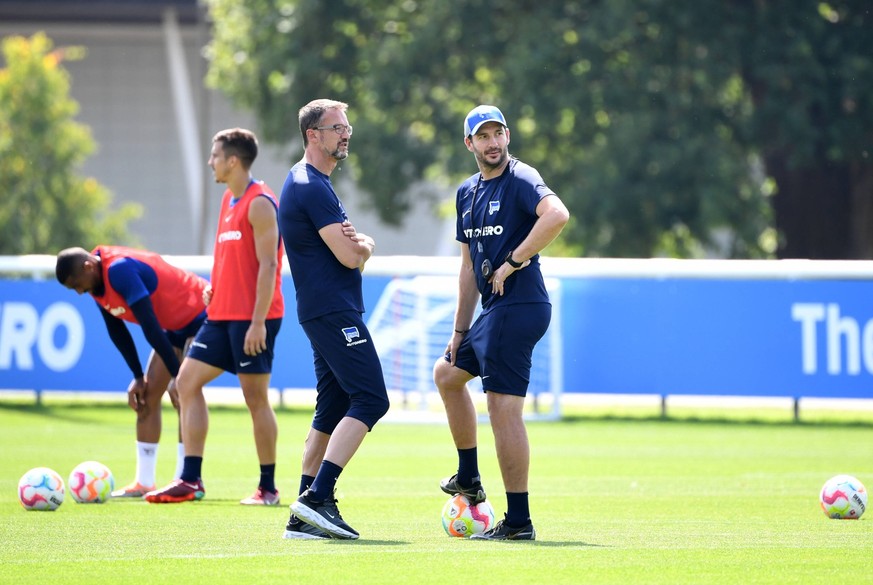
[278,99,389,540]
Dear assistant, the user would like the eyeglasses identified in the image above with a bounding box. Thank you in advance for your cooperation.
[314,124,353,136]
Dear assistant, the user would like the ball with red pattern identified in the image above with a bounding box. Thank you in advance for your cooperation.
[441,493,496,537]
[18,467,65,511]
[820,474,867,519]
[68,461,114,504]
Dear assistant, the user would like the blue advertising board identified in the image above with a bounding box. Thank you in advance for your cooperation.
[2,269,873,399]
[560,277,873,398]
[0,276,392,393]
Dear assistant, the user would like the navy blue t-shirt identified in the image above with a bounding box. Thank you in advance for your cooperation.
[279,161,365,323]
[456,158,553,311]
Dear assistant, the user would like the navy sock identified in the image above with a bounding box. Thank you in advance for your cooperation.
[457,447,480,486]
[309,460,343,502]
[259,463,276,493]
[180,456,202,483]
[505,492,531,528]
[299,474,315,496]
[290,475,317,524]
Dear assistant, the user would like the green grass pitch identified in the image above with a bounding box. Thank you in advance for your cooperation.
[1,399,872,584]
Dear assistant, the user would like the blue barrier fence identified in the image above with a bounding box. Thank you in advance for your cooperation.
[564,276,873,399]
[2,256,873,401]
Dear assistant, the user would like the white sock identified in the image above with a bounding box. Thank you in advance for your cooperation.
[136,441,158,488]
[174,442,186,480]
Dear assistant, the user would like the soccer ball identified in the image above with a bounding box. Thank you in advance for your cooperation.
[820,474,867,519]
[441,494,496,537]
[18,467,65,511]
[68,461,114,504]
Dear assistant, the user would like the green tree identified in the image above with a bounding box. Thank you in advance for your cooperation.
[204,0,872,259]
[0,33,140,255]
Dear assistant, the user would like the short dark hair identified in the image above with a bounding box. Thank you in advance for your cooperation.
[55,247,90,284]
[298,99,349,147]
[212,128,258,170]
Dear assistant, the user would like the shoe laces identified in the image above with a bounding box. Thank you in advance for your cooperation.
[323,493,345,519]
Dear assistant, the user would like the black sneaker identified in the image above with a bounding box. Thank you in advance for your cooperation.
[470,518,536,541]
[440,474,487,504]
[289,490,359,540]
[282,514,331,540]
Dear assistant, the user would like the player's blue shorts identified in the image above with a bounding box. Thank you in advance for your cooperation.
[301,310,389,432]
[187,318,282,375]
[166,310,207,349]
[451,302,551,397]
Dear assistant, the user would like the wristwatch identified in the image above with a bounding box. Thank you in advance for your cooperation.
[504,250,523,269]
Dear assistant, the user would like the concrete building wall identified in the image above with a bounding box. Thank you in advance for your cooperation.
[0,17,453,256]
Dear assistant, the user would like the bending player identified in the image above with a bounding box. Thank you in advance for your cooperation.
[56,245,208,497]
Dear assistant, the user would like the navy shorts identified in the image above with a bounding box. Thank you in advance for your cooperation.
[166,310,207,349]
[302,310,389,432]
[187,318,282,375]
[451,302,551,397]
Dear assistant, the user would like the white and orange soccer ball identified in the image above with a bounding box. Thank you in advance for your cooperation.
[18,467,65,511]
[68,461,114,504]
[441,493,496,537]
[820,474,867,519]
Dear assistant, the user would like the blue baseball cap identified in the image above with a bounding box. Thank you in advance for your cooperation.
[464,105,508,137]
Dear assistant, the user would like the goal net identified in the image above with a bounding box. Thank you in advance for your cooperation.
[367,275,563,421]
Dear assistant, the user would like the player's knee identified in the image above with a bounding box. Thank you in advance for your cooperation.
[372,392,390,421]
[368,393,391,425]
[242,388,271,410]
[433,360,467,394]
[174,373,197,402]
[433,358,451,390]
[143,387,163,408]
[352,392,390,429]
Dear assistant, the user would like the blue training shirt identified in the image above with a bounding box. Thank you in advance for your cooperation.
[104,256,157,305]
[279,161,365,323]
[456,157,553,311]
[96,253,182,377]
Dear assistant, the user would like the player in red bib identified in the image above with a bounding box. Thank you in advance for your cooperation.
[146,128,285,506]
[56,245,209,497]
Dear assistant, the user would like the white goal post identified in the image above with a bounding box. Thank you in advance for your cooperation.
[366,273,563,421]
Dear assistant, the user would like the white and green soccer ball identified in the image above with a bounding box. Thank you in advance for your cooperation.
[68,461,114,504]
[441,493,496,538]
[820,474,867,520]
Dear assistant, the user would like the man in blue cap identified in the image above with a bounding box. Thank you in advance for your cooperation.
[433,104,570,540]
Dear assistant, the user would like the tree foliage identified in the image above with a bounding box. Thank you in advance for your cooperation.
[204,0,872,258]
[0,33,140,255]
